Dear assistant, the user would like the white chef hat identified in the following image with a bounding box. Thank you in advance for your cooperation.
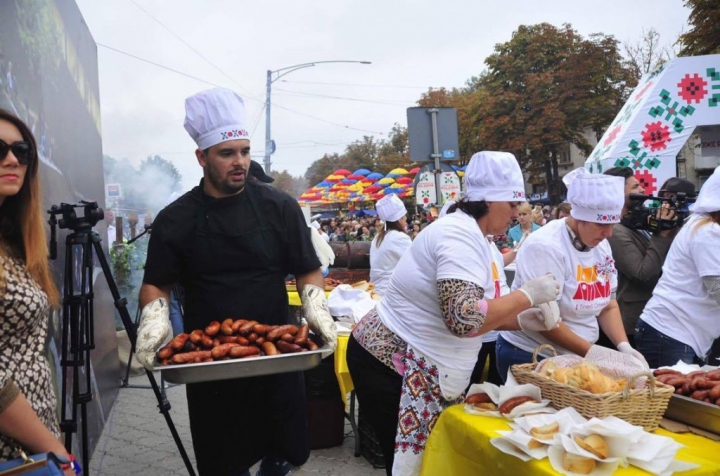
[310,221,321,230]
[184,88,249,150]
[375,194,406,223]
[690,166,720,214]
[464,151,526,202]
[563,168,625,224]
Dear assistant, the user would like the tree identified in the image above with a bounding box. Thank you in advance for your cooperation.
[624,27,673,81]
[475,23,633,202]
[140,155,183,193]
[270,169,307,198]
[677,0,720,56]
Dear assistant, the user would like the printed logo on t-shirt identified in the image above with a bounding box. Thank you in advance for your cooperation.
[491,262,501,299]
[572,257,614,313]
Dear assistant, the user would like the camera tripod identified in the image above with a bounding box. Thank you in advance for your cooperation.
[48,203,196,476]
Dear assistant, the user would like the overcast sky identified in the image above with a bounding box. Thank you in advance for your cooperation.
[75,0,690,192]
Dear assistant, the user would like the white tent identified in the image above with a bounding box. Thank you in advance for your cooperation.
[585,54,720,195]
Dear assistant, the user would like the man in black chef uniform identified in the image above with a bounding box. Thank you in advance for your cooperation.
[134,87,337,476]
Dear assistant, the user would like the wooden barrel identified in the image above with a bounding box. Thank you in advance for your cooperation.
[347,241,371,269]
[329,242,350,268]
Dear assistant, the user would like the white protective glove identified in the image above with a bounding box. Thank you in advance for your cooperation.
[518,273,560,306]
[617,341,650,369]
[301,284,338,351]
[134,297,170,370]
[517,301,561,331]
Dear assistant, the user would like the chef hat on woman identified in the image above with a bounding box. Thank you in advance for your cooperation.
[184,88,249,150]
[376,194,406,223]
[563,168,625,224]
[691,166,720,214]
[464,151,526,202]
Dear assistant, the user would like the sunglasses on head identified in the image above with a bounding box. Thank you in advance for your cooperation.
[0,140,33,165]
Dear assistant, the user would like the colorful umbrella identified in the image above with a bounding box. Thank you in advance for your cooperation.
[384,188,402,194]
[341,179,357,185]
[353,168,372,176]
[378,177,395,185]
[334,169,351,176]
[347,174,365,181]
[396,177,413,184]
[390,182,405,189]
[367,172,384,179]
[457,171,465,177]
[386,173,401,179]
[363,185,381,194]
[376,182,390,188]
[409,167,421,174]
[325,175,342,182]
[390,168,409,175]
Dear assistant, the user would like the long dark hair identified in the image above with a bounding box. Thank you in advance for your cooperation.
[446,197,489,219]
[375,220,404,248]
[0,108,58,306]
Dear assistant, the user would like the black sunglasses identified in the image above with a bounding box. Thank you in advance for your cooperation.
[0,140,33,165]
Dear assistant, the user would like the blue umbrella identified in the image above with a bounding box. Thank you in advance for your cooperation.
[367,172,384,179]
[384,187,402,194]
[460,165,467,171]
[451,165,460,171]
[349,192,358,198]
[377,182,390,188]
[353,168,371,176]
[341,179,357,185]
[386,173,401,179]
[317,181,332,188]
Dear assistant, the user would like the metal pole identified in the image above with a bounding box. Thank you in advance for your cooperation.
[264,69,272,174]
[429,108,442,206]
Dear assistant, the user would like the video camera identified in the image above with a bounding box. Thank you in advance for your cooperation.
[47,201,104,231]
[621,193,696,233]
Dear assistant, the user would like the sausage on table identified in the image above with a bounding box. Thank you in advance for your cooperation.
[204,321,221,337]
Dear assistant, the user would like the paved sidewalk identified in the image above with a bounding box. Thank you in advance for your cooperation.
[89,374,382,475]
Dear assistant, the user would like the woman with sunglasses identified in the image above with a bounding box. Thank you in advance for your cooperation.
[0,109,78,474]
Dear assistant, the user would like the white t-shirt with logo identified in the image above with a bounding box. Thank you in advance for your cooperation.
[482,245,510,343]
[640,215,720,358]
[370,230,413,297]
[500,218,618,357]
[378,210,497,398]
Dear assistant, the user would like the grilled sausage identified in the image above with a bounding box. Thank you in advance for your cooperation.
[170,350,212,364]
[691,390,710,400]
[228,345,261,358]
[217,335,239,344]
[276,341,303,353]
[210,343,238,359]
[252,324,269,336]
[280,333,295,343]
[157,346,174,360]
[169,333,189,351]
[189,330,204,344]
[255,337,266,346]
[307,340,319,351]
[220,318,235,336]
[709,384,720,400]
[295,325,310,347]
[499,396,536,414]
[653,369,682,377]
[466,393,492,404]
[262,341,280,356]
[231,319,248,333]
[239,320,259,336]
[204,321,221,337]
[200,334,214,349]
[267,325,299,341]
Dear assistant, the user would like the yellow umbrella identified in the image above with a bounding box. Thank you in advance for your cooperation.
[457,170,465,177]
[390,182,405,189]
[378,177,395,184]
[390,168,409,175]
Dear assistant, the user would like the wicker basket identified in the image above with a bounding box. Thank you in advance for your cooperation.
[511,344,674,431]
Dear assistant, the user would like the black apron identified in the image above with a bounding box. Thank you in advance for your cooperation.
[182,183,309,475]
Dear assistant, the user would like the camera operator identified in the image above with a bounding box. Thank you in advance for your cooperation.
[635,166,720,368]
[601,167,694,346]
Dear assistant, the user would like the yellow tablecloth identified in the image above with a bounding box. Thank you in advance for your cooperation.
[422,405,720,476]
[287,290,331,307]
[334,334,354,406]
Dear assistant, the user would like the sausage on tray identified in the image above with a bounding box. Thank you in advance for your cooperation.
[231,319,248,333]
[262,341,280,356]
[229,345,261,358]
[170,351,212,364]
[295,325,310,347]
[276,341,303,353]
[205,321,221,337]
[220,318,234,336]
[267,325,299,341]
[211,343,239,359]
[168,333,189,351]
[157,346,174,360]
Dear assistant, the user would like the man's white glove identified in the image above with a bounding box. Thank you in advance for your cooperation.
[617,342,650,369]
[135,297,170,370]
[301,284,337,351]
[518,274,560,306]
[517,301,561,331]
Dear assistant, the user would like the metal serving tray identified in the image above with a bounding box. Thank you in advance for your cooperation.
[664,394,720,435]
[159,346,330,384]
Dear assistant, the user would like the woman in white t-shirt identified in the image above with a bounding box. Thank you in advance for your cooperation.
[497,168,649,380]
[636,167,720,367]
[370,194,412,297]
[347,152,561,476]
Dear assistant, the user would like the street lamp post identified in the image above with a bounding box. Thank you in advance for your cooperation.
[264,60,371,174]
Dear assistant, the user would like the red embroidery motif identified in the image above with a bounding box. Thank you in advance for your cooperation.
[641,122,672,152]
[677,73,708,104]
